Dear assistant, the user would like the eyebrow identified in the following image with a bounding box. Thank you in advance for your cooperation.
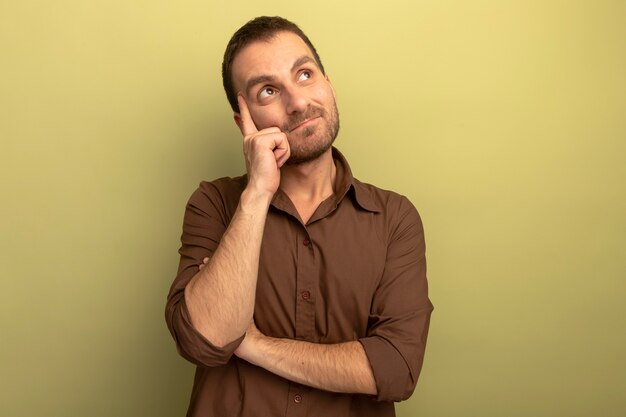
[244,55,316,95]
[245,75,276,95]
[291,55,315,71]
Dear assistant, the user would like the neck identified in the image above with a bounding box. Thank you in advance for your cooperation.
[279,149,336,216]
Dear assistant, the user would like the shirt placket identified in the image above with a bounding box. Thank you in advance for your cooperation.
[294,227,316,341]
[285,382,311,417]
[285,226,317,417]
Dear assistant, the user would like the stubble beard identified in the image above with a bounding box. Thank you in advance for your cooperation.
[284,100,340,166]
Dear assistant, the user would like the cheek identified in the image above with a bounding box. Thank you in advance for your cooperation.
[314,84,333,100]
[251,107,283,130]
[311,83,336,108]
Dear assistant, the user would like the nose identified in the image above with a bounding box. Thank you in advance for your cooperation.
[283,85,308,115]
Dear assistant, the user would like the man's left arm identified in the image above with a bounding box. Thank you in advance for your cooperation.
[235,322,377,395]
[357,196,433,401]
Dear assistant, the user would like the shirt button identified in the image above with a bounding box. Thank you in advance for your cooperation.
[302,238,311,246]
[301,290,311,300]
[294,394,302,404]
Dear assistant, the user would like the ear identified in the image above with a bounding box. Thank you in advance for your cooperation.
[233,113,243,131]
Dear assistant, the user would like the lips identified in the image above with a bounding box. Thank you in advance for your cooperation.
[284,107,325,132]
[289,116,320,132]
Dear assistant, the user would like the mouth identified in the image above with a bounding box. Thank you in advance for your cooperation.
[289,116,320,133]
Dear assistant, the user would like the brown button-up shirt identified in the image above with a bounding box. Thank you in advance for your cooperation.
[165,148,433,417]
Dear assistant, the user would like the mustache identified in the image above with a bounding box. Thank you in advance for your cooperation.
[283,107,325,132]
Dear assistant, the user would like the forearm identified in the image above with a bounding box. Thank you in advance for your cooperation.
[238,328,377,395]
[184,188,271,347]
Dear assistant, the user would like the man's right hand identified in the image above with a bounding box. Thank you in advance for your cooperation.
[237,94,290,197]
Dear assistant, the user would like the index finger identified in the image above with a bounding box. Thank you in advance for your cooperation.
[237,94,258,137]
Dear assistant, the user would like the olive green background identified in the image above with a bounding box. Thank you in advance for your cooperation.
[1,1,624,416]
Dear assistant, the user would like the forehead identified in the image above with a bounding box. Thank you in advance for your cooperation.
[231,31,316,93]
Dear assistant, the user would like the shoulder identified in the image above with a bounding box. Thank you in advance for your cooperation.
[187,175,248,222]
[352,177,420,216]
[196,175,247,199]
[352,177,424,237]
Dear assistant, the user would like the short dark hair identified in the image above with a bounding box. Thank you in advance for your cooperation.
[221,16,326,113]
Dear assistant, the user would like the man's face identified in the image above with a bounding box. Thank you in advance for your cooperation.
[231,31,339,165]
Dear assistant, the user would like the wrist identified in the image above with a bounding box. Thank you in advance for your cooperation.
[240,186,273,212]
[236,326,266,365]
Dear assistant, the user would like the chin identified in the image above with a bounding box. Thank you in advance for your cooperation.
[285,143,333,166]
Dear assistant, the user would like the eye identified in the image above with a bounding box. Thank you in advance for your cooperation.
[258,86,276,99]
[298,70,312,82]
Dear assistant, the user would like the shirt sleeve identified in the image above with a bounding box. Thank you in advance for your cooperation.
[359,195,434,402]
[164,181,245,367]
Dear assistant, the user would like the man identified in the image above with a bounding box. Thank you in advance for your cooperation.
[165,16,433,417]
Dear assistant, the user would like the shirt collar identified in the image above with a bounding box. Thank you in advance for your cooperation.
[269,147,383,216]
[332,147,382,213]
